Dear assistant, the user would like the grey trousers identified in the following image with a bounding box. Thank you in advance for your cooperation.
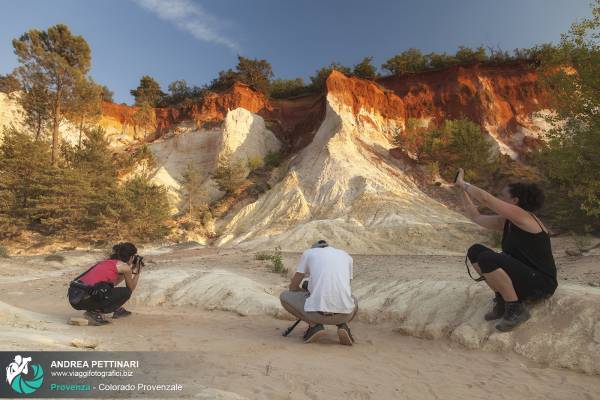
[280,290,358,325]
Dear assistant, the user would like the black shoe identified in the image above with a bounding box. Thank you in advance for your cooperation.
[495,301,530,332]
[112,307,132,319]
[337,323,354,345]
[485,293,505,321]
[303,324,326,343]
[84,311,110,326]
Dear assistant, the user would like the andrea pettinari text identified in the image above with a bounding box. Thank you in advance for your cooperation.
[1,352,187,398]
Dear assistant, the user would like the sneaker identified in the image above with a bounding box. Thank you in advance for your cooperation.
[112,307,132,319]
[303,324,326,343]
[485,293,505,321]
[495,301,530,332]
[336,323,354,346]
[84,310,110,326]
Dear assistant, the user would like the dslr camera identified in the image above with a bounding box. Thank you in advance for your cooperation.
[131,254,145,274]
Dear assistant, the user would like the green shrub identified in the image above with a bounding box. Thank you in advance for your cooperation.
[0,244,8,258]
[247,156,264,171]
[264,151,282,168]
[255,246,287,274]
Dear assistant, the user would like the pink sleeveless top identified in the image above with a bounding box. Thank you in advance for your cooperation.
[79,259,120,286]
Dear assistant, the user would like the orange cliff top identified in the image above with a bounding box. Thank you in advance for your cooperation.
[100,63,554,155]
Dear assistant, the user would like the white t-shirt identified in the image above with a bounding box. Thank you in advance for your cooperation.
[296,246,355,314]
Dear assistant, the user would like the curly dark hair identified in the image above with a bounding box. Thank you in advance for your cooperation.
[507,182,545,212]
[110,242,138,263]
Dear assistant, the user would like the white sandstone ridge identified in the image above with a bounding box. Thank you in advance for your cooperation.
[216,94,482,254]
[0,92,108,147]
[147,107,281,207]
[134,268,600,374]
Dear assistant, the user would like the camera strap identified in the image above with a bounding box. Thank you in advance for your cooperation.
[465,255,485,282]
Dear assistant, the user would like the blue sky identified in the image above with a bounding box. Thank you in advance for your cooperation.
[0,0,593,104]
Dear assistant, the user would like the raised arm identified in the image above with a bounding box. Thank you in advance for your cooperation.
[455,168,532,227]
[459,190,505,232]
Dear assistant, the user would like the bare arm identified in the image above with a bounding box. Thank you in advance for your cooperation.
[460,190,505,231]
[116,262,140,291]
[455,169,532,227]
[289,272,305,291]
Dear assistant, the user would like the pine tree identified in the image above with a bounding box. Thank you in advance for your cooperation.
[180,162,207,220]
[13,24,92,164]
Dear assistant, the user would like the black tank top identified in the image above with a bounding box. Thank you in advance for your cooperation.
[501,214,558,286]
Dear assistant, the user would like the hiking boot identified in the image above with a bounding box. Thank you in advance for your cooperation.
[84,310,110,326]
[337,323,354,346]
[112,307,132,319]
[495,301,530,332]
[485,293,505,321]
[303,324,326,343]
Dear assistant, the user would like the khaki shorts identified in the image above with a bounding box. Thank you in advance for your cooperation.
[280,290,358,325]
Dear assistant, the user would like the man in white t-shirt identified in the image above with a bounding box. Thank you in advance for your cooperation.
[280,240,358,345]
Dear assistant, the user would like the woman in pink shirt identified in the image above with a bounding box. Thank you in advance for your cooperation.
[68,243,142,325]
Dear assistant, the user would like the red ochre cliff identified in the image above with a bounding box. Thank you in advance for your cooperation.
[99,63,552,156]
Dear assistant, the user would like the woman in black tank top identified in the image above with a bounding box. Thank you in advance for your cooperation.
[455,169,557,332]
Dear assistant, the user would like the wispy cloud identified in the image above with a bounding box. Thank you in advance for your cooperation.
[132,0,239,50]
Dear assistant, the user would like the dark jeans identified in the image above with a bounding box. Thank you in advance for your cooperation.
[69,286,132,314]
[467,244,556,301]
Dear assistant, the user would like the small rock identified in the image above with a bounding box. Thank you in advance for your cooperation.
[71,338,98,349]
[68,317,90,326]
[565,248,583,257]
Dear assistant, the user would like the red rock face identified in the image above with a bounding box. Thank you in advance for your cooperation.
[99,63,552,156]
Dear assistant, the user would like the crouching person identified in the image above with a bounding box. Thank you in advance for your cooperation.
[68,243,143,325]
[280,240,358,345]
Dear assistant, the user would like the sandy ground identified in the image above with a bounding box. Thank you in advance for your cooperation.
[0,242,599,400]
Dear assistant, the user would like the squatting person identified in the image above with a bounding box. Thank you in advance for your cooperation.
[455,168,558,332]
[67,243,143,325]
[280,240,358,345]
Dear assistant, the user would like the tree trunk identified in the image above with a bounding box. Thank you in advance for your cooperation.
[35,114,41,140]
[78,118,84,149]
[52,88,61,165]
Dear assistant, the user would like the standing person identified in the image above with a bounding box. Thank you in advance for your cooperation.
[280,240,358,345]
[68,243,143,325]
[455,169,558,332]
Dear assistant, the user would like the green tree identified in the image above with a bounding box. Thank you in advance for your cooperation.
[130,75,165,107]
[309,62,351,91]
[270,78,308,98]
[100,85,113,102]
[13,24,92,164]
[535,0,600,230]
[454,46,488,64]
[236,56,273,94]
[0,73,21,94]
[65,76,103,147]
[381,48,428,75]
[132,101,156,141]
[119,175,171,241]
[212,156,247,194]
[419,119,496,182]
[353,56,377,79]
[20,73,52,139]
[180,162,207,219]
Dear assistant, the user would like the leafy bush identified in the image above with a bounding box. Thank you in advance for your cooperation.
[247,156,264,171]
[264,151,282,168]
[270,78,312,99]
[255,247,287,274]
